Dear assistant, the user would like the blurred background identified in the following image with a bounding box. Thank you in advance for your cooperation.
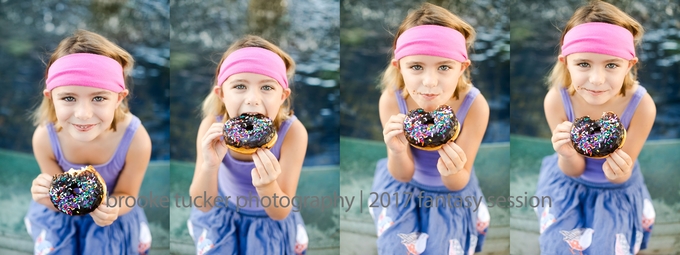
[168,0,340,254]
[510,0,680,254]
[339,0,510,254]
[0,0,170,253]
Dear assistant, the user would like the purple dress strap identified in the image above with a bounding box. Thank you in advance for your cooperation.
[394,87,481,187]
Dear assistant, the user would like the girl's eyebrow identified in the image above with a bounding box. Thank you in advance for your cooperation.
[404,61,424,65]
[230,79,250,84]
[572,58,625,63]
[436,60,456,65]
[56,91,112,96]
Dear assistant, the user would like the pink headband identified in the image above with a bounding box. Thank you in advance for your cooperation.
[46,53,125,92]
[217,47,288,89]
[561,22,636,60]
[395,25,468,62]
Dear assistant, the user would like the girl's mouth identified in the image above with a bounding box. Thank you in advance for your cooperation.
[73,124,96,132]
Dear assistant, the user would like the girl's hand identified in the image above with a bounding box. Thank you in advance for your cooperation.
[251,148,281,189]
[383,114,409,154]
[31,173,53,202]
[90,201,119,227]
[201,123,229,169]
[551,121,578,158]
[437,142,468,176]
[603,149,634,181]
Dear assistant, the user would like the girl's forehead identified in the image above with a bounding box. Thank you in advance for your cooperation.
[400,55,461,65]
[566,52,626,62]
[51,85,116,95]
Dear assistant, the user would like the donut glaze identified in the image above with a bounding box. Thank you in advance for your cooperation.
[49,165,106,216]
[570,111,626,158]
[223,113,276,150]
[403,105,460,150]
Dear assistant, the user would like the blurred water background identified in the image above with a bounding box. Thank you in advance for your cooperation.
[510,0,680,139]
[170,0,340,166]
[340,0,510,143]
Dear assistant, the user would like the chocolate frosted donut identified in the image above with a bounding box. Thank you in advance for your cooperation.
[403,105,461,151]
[223,113,278,154]
[49,165,106,216]
[570,111,626,158]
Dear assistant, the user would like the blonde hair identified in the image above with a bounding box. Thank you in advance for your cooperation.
[201,35,295,128]
[380,2,476,100]
[547,0,644,96]
[31,29,133,131]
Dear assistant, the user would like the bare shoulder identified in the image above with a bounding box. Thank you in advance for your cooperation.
[197,115,218,137]
[468,92,490,120]
[632,91,656,123]
[379,89,400,125]
[544,87,568,130]
[129,122,152,155]
[282,118,308,148]
[32,124,54,159]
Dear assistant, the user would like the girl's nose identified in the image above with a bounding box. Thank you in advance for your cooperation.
[244,90,261,105]
[589,68,605,86]
[74,102,93,120]
[422,70,438,88]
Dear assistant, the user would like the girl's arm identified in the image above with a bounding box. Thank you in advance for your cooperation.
[190,116,223,212]
[30,125,64,211]
[108,124,152,216]
[440,94,489,191]
[544,87,586,176]
[255,119,307,220]
[379,89,415,182]
[605,93,655,184]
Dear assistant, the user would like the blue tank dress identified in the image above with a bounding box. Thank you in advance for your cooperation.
[24,115,152,255]
[534,86,655,254]
[187,115,309,255]
[370,87,490,255]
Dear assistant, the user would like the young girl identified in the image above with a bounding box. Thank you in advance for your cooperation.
[536,1,656,254]
[26,30,153,254]
[187,35,309,254]
[370,3,491,254]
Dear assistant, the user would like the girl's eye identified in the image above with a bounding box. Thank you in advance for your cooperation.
[62,96,75,102]
[578,62,590,68]
[410,65,423,71]
[439,65,451,71]
[93,96,106,102]
[234,84,246,89]
[262,85,274,91]
[606,63,618,69]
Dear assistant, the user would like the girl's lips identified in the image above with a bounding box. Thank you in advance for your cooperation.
[73,124,96,132]
[585,89,606,96]
[420,93,439,100]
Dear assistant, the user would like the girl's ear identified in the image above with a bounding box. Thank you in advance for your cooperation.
[627,57,639,69]
[391,59,399,67]
[43,89,51,99]
[558,55,566,64]
[281,88,291,100]
[460,60,471,71]
[213,86,223,98]
[116,89,129,107]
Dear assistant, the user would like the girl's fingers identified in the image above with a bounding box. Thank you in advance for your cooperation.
[252,152,269,177]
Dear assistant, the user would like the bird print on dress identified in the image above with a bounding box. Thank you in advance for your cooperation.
[539,206,556,234]
[376,208,394,237]
[295,224,308,255]
[34,229,54,255]
[398,232,428,255]
[476,201,490,235]
[560,228,594,255]
[615,233,632,255]
[448,239,464,255]
[642,199,655,232]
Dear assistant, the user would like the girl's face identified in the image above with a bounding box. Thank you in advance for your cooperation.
[216,72,291,121]
[45,86,127,142]
[562,52,637,105]
[396,55,470,111]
